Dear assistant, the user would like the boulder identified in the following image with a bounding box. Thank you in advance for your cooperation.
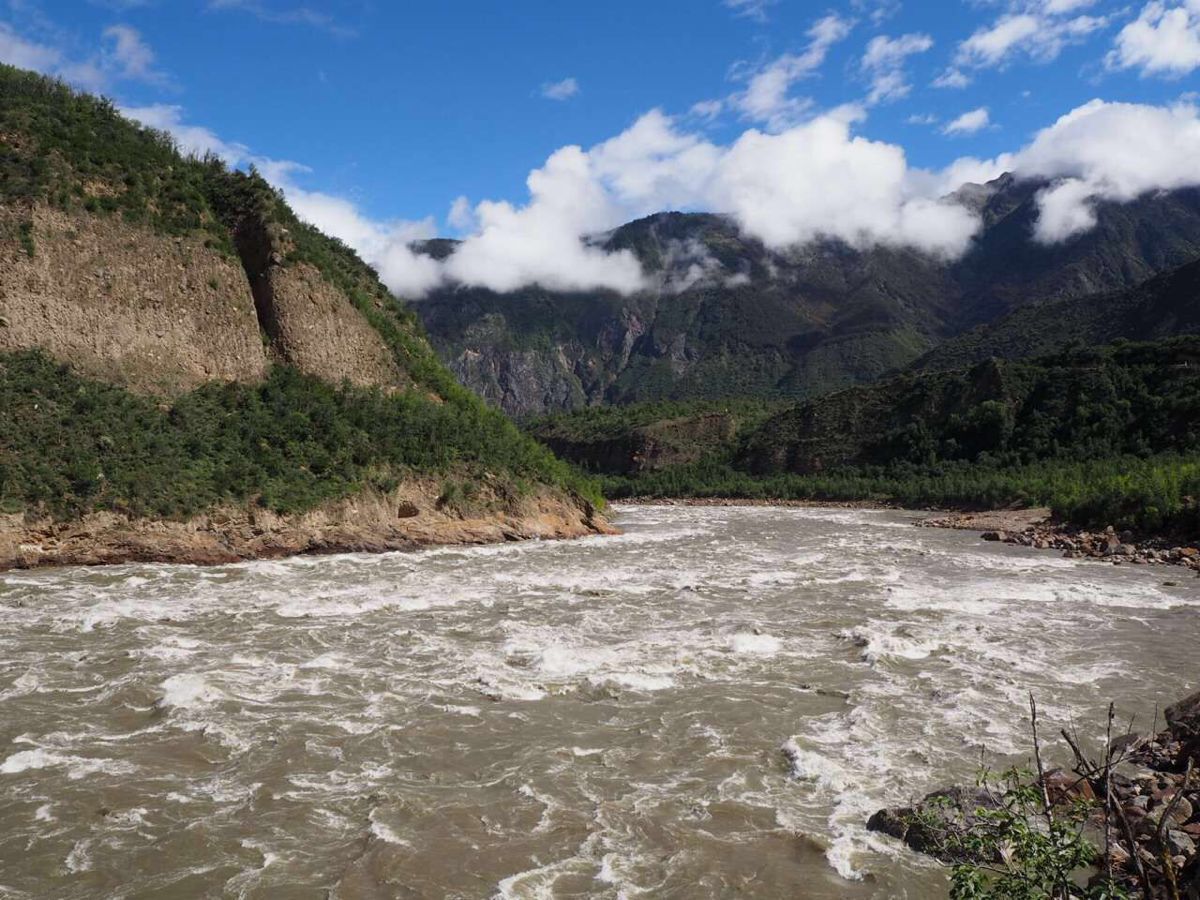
[867,786,1001,863]
[1166,691,1200,740]
[1043,768,1096,806]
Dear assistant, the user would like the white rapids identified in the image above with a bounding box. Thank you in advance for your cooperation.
[0,505,1196,898]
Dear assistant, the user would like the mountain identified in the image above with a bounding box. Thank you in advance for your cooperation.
[414,181,1200,418]
[916,257,1200,372]
[0,65,607,569]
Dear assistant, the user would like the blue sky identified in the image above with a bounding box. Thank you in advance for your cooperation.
[3,0,1199,295]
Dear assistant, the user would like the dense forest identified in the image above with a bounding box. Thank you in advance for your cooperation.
[531,338,1200,535]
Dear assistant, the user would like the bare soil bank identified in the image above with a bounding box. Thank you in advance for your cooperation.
[0,482,615,572]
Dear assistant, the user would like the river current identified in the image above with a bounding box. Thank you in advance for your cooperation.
[0,505,1196,899]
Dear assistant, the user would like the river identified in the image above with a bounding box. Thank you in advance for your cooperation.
[1,505,1196,898]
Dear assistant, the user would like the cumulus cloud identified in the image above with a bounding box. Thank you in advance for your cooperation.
[861,32,934,104]
[442,146,645,294]
[541,77,580,100]
[733,13,854,129]
[705,117,980,257]
[942,106,991,135]
[1107,1,1200,77]
[1006,98,1200,241]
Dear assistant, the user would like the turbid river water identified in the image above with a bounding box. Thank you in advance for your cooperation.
[1,505,1197,899]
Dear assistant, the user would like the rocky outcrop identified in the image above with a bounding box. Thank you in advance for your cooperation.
[0,204,268,393]
[0,479,615,571]
[0,203,405,395]
[231,215,404,390]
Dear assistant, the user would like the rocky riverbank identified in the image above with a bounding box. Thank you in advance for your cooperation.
[0,481,615,571]
[920,508,1200,574]
[868,690,1200,897]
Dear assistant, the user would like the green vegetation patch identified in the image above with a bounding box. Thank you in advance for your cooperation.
[0,351,601,520]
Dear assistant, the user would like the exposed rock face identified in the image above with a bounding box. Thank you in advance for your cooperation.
[231,215,404,390]
[0,204,404,394]
[0,205,268,393]
[0,479,615,571]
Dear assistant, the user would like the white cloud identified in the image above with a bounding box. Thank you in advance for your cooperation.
[907,112,939,125]
[443,146,645,294]
[861,32,933,104]
[734,13,854,128]
[101,25,169,86]
[115,92,1200,298]
[942,106,991,135]
[0,21,168,91]
[955,9,1108,69]
[1006,98,1200,241]
[705,117,980,257]
[853,0,902,26]
[206,0,355,37]
[285,187,444,296]
[122,103,249,162]
[1107,1,1200,77]
[1042,0,1096,12]
[0,23,62,73]
[446,195,475,232]
[541,77,579,100]
[932,67,971,88]
[723,0,776,22]
[689,99,724,120]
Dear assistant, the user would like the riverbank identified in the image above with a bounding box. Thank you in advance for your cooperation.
[920,508,1200,574]
[0,481,615,571]
[868,690,1200,897]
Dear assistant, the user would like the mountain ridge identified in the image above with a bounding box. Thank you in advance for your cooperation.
[413,180,1200,418]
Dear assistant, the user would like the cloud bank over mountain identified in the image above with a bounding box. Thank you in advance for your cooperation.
[347,97,1200,297]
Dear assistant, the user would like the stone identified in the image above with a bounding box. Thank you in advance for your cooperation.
[1166,690,1200,739]
[1167,829,1196,857]
[395,501,420,519]
[866,808,911,841]
[1044,768,1096,805]
[981,531,1003,542]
